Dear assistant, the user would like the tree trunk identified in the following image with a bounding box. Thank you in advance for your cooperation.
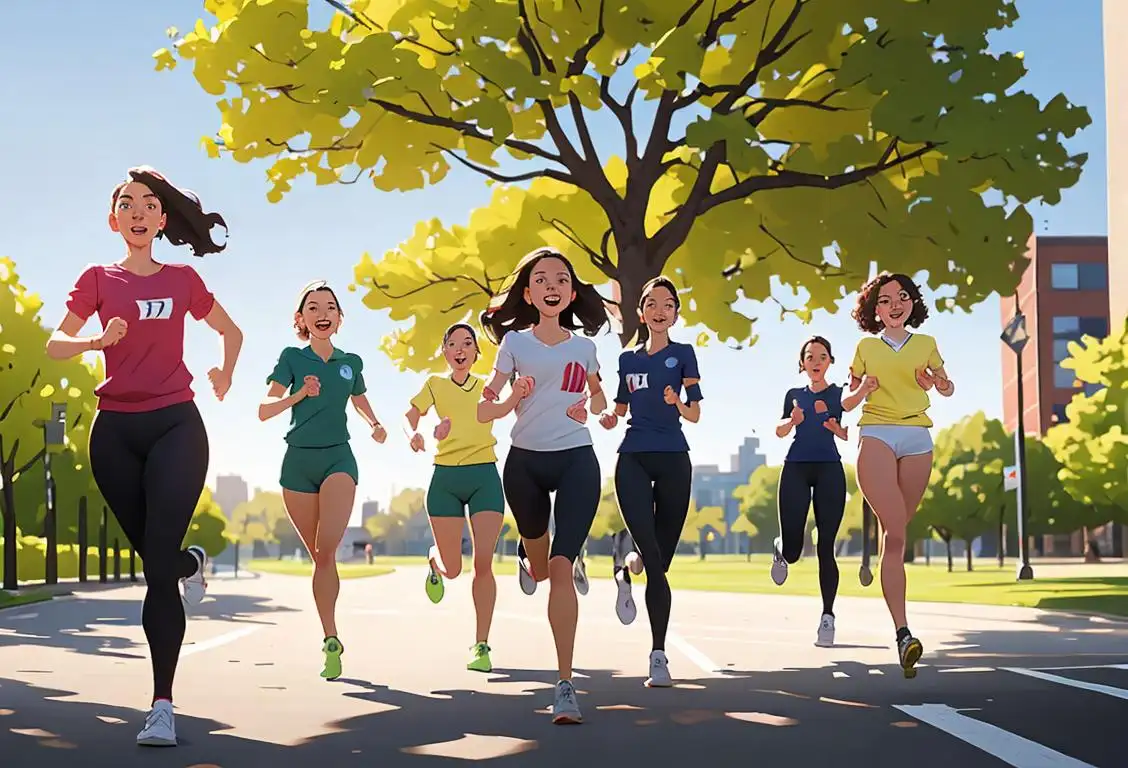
[965,540,974,572]
[945,539,953,572]
[609,245,663,347]
[77,496,88,583]
[1,455,18,591]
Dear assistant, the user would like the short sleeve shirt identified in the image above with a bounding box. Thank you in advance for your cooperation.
[614,341,702,453]
[410,374,498,466]
[493,330,599,451]
[268,345,366,448]
[65,263,216,412]
[782,385,844,463]
[849,333,944,427]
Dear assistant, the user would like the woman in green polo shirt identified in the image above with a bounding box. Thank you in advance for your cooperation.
[404,323,508,674]
[258,280,388,681]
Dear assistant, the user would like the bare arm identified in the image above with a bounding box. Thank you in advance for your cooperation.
[587,373,608,415]
[670,376,701,423]
[351,393,382,428]
[404,404,425,437]
[932,364,955,396]
[258,381,307,422]
[842,374,867,412]
[46,312,102,360]
[202,300,243,378]
[478,370,520,422]
[775,418,796,438]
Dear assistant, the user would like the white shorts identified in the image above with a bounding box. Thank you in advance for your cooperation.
[859,425,933,458]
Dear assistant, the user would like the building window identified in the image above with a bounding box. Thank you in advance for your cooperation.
[1051,263,1078,290]
[1079,316,1108,338]
[1051,263,1108,291]
[1082,382,1104,397]
[1053,315,1080,337]
[1053,339,1071,363]
[1052,404,1069,424]
[1054,365,1077,389]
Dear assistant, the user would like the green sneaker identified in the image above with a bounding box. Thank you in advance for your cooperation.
[321,636,344,680]
[425,564,445,604]
[467,642,492,672]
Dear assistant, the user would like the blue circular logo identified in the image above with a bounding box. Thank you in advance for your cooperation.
[339,364,353,380]
[664,356,678,369]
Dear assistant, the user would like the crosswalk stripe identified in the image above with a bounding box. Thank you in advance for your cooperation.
[893,704,1096,768]
[1003,667,1128,700]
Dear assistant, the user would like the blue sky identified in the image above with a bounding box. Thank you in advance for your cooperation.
[0,1,1107,524]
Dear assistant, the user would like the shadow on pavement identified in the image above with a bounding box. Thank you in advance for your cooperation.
[0,593,296,659]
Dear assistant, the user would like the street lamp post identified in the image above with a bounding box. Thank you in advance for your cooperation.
[1001,312,1034,581]
[34,403,67,586]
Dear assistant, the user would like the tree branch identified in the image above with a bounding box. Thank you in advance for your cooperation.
[13,446,46,480]
[538,214,617,278]
[697,140,938,217]
[431,144,574,184]
[566,0,606,77]
[650,142,726,262]
[600,76,638,161]
[0,369,41,424]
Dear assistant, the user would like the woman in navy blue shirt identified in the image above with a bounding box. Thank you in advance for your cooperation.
[772,336,849,648]
[599,276,702,688]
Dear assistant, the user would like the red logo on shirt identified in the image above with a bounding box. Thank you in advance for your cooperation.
[561,362,587,393]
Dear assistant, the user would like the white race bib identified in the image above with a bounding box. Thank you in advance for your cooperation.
[136,297,174,320]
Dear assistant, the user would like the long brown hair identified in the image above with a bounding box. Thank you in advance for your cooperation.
[110,166,227,257]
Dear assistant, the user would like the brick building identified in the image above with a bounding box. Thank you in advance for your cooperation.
[999,235,1114,555]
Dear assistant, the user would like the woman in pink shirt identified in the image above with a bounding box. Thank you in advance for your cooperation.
[46,167,243,748]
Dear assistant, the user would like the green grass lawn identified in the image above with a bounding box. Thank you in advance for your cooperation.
[249,553,1128,617]
[0,589,52,611]
[247,559,395,579]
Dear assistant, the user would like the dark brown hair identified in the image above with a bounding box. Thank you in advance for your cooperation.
[798,335,834,372]
[110,166,227,257]
[480,248,609,345]
[293,280,342,340]
[636,275,681,344]
[443,323,481,359]
[851,272,930,334]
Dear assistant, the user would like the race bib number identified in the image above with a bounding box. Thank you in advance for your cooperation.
[136,297,174,320]
[626,372,649,392]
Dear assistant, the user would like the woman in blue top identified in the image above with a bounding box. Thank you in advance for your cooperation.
[771,336,849,648]
[599,276,702,688]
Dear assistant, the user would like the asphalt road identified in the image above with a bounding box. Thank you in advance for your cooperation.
[2,563,1127,767]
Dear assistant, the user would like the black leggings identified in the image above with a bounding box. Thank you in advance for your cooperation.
[614,451,692,651]
[503,445,600,563]
[778,461,846,615]
[89,401,209,702]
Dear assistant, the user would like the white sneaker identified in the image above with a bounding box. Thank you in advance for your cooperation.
[815,613,835,647]
[136,699,176,746]
[615,573,636,625]
[518,557,537,596]
[645,650,673,687]
[770,538,788,586]
[572,558,589,596]
[625,550,644,575]
[181,546,208,607]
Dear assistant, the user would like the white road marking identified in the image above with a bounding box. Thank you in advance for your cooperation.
[894,704,1096,768]
[180,626,262,657]
[1024,663,1128,672]
[665,630,722,677]
[1004,667,1128,701]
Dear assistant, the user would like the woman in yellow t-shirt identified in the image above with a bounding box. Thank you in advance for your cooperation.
[404,323,507,674]
[842,272,956,679]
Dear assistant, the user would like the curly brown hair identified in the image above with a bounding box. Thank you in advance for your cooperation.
[851,272,929,334]
[293,280,342,340]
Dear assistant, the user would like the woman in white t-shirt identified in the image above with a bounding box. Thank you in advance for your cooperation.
[478,247,611,725]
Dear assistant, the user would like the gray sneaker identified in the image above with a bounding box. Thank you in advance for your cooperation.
[551,679,582,724]
[815,613,835,647]
[645,650,673,688]
[518,557,537,596]
[572,558,589,596]
[770,538,788,586]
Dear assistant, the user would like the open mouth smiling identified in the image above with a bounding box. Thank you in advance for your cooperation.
[314,319,332,331]
[453,353,467,365]
[130,226,148,235]
[543,295,562,306]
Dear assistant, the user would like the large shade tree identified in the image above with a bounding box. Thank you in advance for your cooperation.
[161,0,1087,365]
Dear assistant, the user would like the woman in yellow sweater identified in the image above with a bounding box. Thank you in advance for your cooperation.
[842,272,955,679]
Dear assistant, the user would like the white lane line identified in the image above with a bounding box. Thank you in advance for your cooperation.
[1004,667,1128,701]
[893,704,1096,768]
[1025,663,1128,672]
[181,626,262,657]
[665,629,722,677]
